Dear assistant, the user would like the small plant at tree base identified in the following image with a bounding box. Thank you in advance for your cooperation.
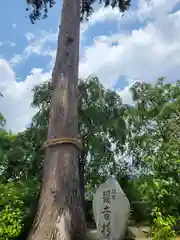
[152,208,177,240]
[0,181,37,239]
[0,203,24,240]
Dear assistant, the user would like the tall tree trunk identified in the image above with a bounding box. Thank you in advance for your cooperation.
[26,0,86,238]
[78,157,85,211]
[78,137,87,212]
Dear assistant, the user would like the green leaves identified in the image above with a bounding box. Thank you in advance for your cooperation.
[0,182,25,239]
[0,180,40,240]
[30,75,127,189]
[152,209,177,240]
[25,0,131,23]
[0,114,5,127]
[0,205,24,239]
[1,75,180,238]
[126,77,180,166]
[0,94,5,128]
[126,78,180,235]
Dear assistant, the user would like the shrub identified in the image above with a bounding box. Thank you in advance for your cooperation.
[152,208,177,240]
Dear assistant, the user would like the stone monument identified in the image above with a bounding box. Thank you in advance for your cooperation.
[92,176,130,240]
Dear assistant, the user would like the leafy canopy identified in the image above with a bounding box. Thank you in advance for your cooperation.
[1,76,180,238]
[25,0,131,23]
[31,75,127,188]
[125,78,180,234]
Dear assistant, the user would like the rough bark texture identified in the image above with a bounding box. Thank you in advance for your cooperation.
[26,0,86,239]
[78,156,85,211]
[78,136,87,212]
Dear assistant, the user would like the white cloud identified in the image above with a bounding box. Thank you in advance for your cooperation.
[25,32,35,42]
[0,41,16,49]
[80,6,136,41]
[10,30,58,66]
[137,0,180,20]
[118,86,133,105]
[2,0,180,132]
[10,6,133,67]
[8,41,16,47]
[79,4,180,89]
[12,23,17,29]
[10,54,24,65]
[24,30,58,56]
[117,79,135,105]
[0,59,51,132]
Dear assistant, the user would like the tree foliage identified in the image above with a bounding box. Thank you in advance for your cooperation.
[126,77,180,236]
[0,94,5,128]
[31,75,127,189]
[126,77,180,167]
[0,76,180,239]
[25,0,131,23]
[0,76,130,238]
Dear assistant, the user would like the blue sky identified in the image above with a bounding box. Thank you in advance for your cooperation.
[0,0,180,132]
[0,0,61,79]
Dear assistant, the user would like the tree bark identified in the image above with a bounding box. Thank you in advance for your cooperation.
[26,0,86,238]
[78,156,85,211]
[78,136,88,212]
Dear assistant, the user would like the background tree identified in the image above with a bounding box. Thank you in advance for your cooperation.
[26,0,131,23]
[1,76,180,238]
[0,109,40,240]
[0,76,130,237]
[126,78,180,167]
[30,75,127,207]
[24,0,131,239]
[125,78,180,236]
[0,94,6,128]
